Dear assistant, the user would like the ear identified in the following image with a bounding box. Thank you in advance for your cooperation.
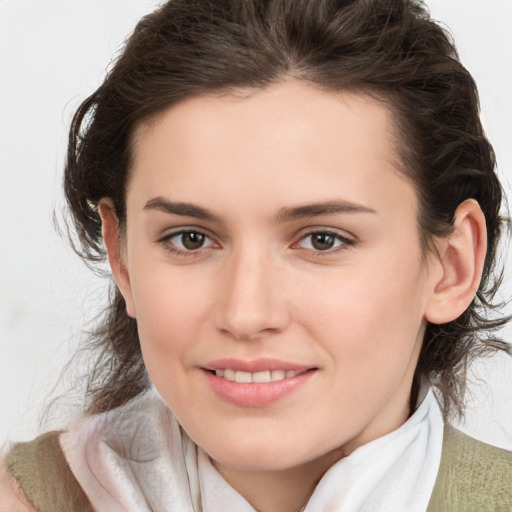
[425,199,487,325]
[98,199,136,318]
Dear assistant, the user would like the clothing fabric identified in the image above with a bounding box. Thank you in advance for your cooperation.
[6,389,512,511]
[58,387,443,512]
[5,429,92,512]
[7,424,512,512]
[428,424,512,511]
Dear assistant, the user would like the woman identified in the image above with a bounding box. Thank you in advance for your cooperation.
[1,0,511,510]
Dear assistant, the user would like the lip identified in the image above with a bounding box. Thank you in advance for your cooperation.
[203,358,312,373]
[201,358,317,408]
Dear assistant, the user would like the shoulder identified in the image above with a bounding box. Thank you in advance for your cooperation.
[2,431,93,512]
[0,462,36,512]
[427,424,512,511]
[441,424,512,483]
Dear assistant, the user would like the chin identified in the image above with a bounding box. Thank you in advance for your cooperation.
[199,432,335,474]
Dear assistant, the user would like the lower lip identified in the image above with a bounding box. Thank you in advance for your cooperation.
[203,369,316,407]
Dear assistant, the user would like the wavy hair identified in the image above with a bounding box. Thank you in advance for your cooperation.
[64,0,510,417]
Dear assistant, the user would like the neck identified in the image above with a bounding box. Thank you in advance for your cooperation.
[213,449,343,512]
[211,391,414,512]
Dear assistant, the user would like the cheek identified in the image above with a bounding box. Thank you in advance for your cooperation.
[129,268,213,373]
[296,254,428,374]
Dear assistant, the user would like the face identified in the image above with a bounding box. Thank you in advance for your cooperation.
[110,82,440,476]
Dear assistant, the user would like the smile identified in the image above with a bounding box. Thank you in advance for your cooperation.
[203,359,317,407]
[214,369,302,383]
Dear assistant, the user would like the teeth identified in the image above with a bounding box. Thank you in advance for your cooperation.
[252,371,271,383]
[235,371,252,383]
[214,368,300,383]
[271,369,285,381]
[223,369,236,381]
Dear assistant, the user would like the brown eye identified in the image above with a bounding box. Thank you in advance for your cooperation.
[296,231,353,253]
[310,233,335,250]
[162,229,215,254]
[180,231,205,250]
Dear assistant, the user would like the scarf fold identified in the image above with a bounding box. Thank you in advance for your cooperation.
[60,387,443,512]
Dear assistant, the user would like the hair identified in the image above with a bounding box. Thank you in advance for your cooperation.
[64,0,510,418]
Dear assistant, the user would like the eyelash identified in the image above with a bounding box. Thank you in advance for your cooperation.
[158,229,217,257]
[294,230,355,255]
[157,228,355,257]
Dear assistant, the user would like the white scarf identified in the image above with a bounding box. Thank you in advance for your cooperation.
[60,387,443,512]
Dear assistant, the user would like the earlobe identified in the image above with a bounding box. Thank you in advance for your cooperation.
[425,199,487,325]
[98,199,136,318]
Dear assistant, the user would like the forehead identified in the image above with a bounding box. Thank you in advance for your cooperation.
[128,82,415,223]
[133,82,402,164]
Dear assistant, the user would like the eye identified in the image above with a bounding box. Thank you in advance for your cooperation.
[160,229,216,254]
[296,231,353,252]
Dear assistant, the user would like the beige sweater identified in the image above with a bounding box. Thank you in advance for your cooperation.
[1,425,511,512]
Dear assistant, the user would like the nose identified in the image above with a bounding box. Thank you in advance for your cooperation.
[214,247,290,341]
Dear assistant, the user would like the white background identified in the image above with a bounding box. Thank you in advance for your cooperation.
[1,0,511,449]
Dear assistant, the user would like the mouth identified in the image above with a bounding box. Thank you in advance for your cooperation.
[202,359,317,407]
[209,368,307,383]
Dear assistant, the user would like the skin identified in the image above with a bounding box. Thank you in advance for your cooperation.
[99,81,487,512]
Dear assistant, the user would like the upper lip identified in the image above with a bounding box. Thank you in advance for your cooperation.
[203,358,315,373]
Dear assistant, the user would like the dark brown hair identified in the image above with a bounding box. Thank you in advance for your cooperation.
[64,0,510,417]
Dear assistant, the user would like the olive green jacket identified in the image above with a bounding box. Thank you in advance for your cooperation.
[6,425,512,512]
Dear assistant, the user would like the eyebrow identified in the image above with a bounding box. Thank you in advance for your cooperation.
[143,197,221,222]
[143,197,376,223]
[276,200,376,222]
